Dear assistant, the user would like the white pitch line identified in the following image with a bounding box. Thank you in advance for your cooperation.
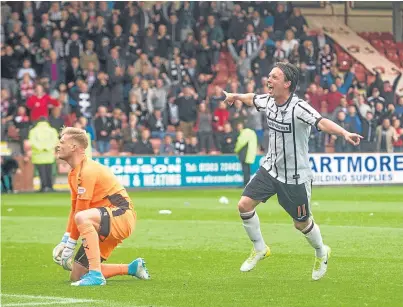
[1,294,100,307]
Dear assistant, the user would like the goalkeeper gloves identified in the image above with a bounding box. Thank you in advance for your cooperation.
[61,238,77,271]
[52,232,70,266]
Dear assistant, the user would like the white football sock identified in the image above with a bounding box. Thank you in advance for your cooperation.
[240,210,266,252]
[302,221,326,258]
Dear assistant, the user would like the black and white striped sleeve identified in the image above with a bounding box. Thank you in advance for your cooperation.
[295,100,323,130]
[253,94,269,112]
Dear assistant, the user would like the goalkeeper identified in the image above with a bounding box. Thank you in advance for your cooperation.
[53,127,150,286]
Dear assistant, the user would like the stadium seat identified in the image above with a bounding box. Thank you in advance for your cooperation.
[380,32,394,40]
[387,52,399,62]
[399,53,403,61]
[355,72,366,83]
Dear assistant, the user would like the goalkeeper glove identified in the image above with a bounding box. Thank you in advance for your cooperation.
[52,232,70,266]
[61,238,77,271]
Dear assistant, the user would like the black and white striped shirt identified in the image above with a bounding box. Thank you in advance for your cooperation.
[254,94,323,184]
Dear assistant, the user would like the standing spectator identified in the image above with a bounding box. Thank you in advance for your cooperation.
[272,40,286,62]
[252,49,272,85]
[17,59,37,80]
[332,111,350,153]
[68,80,93,119]
[1,154,21,193]
[51,29,65,59]
[367,87,386,109]
[230,100,248,129]
[42,50,65,90]
[65,32,83,60]
[28,118,59,192]
[354,94,372,118]
[273,3,288,39]
[48,106,64,133]
[228,5,247,43]
[151,74,171,111]
[281,30,299,57]
[94,106,112,155]
[361,111,377,152]
[319,44,336,73]
[26,84,60,121]
[300,40,317,82]
[148,109,167,139]
[110,108,123,145]
[129,129,154,155]
[196,103,214,154]
[220,122,237,154]
[122,114,139,150]
[392,119,403,152]
[376,118,398,153]
[65,57,84,86]
[174,130,186,155]
[288,7,307,38]
[228,38,263,85]
[80,40,99,71]
[204,15,224,60]
[345,105,362,152]
[110,24,126,50]
[132,79,154,114]
[19,73,35,101]
[326,84,344,114]
[1,45,19,96]
[156,24,171,60]
[175,86,199,138]
[213,101,230,133]
[395,96,403,119]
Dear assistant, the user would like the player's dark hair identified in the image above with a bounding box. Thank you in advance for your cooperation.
[274,62,300,93]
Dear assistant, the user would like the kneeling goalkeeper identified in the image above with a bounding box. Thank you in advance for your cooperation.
[53,127,150,286]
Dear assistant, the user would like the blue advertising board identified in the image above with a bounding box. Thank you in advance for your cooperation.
[93,153,403,188]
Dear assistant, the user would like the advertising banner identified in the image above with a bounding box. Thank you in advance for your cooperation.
[93,153,403,188]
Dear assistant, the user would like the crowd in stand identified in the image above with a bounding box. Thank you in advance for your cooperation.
[1,1,403,157]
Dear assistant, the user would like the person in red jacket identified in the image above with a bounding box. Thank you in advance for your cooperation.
[325,84,344,114]
[213,101,230,132]
[26,84,60,121]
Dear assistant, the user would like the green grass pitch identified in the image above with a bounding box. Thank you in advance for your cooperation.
[1,186,403,307]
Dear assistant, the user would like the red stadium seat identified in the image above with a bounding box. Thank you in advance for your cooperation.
[355,72,366,83]
[387,52,399,61]
[380,32,394,40]
[383,40,396,48]
[353,63,366,73]
[399,53,403,61]
[370,39,383,49]
[368,32,380,40]
[396,42,403,50]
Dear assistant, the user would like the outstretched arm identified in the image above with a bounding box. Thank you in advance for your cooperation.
[317,118,363,146]
[223,91,255,107]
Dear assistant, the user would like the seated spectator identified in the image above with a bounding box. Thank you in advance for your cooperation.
[159,134,175,155]
[185,136,199,154]
[94,106,112,155]
[220,122,237,154]
[174,130,186,155]
[376,118,398,153]
[148,109,167,139]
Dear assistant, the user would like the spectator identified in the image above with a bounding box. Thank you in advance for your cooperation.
[395,96,403,118]
[91,71,112,111]
[360,111,377,152]
[228,5,247,42]
[288,44,300,66]
[281,29,299,57]
[1,154,21,193]
[392,119,403,152]
[196,35,217,75]
[234,122,257,187]
[175,86,199,138]
[227,38,263,84]
[376,118,398,153]
[272,40,286,62]
[288,7,307,38]
[249,10,265,35]
[319,44,336,73]
[111,24,126,49]
[132,79,154,114]
[367,87,386,109]
[80,40,99,71]
[48,106,64,132]
[182,33,197,59]
[130,129,154,155]
[160,134,175,155]
[185,136,199,154]
[143,25,158,59]
[68,80,92,119]
[94,106,112,155]
[273,3,288,39]
[19,73,35,101]
[252,48,272,84]
[106,46,127,77]
[83,61,98,89]
[110,108,123,145]
[122,113,139,149]
[152,74,172,111]
[300,40,317,82]
[345,105,362,152]
[148,109,167,139]
[354,94,372,118]
[327,84,344,114]
[332,111,350,153]
[213,101,230,133]
[1,45,19,96]
[174,130,186,155]
[195,103,214,154]
[65,57,84,86]
[17,59,37,80]
[42,50,65,90]
[220,122,237,154]
[156,24,171,60]
[370,67,402,106]
[65,31,83,60]
[26,84,60,121]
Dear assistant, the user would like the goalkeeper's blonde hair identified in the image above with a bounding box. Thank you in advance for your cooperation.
[60,126,88,149]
